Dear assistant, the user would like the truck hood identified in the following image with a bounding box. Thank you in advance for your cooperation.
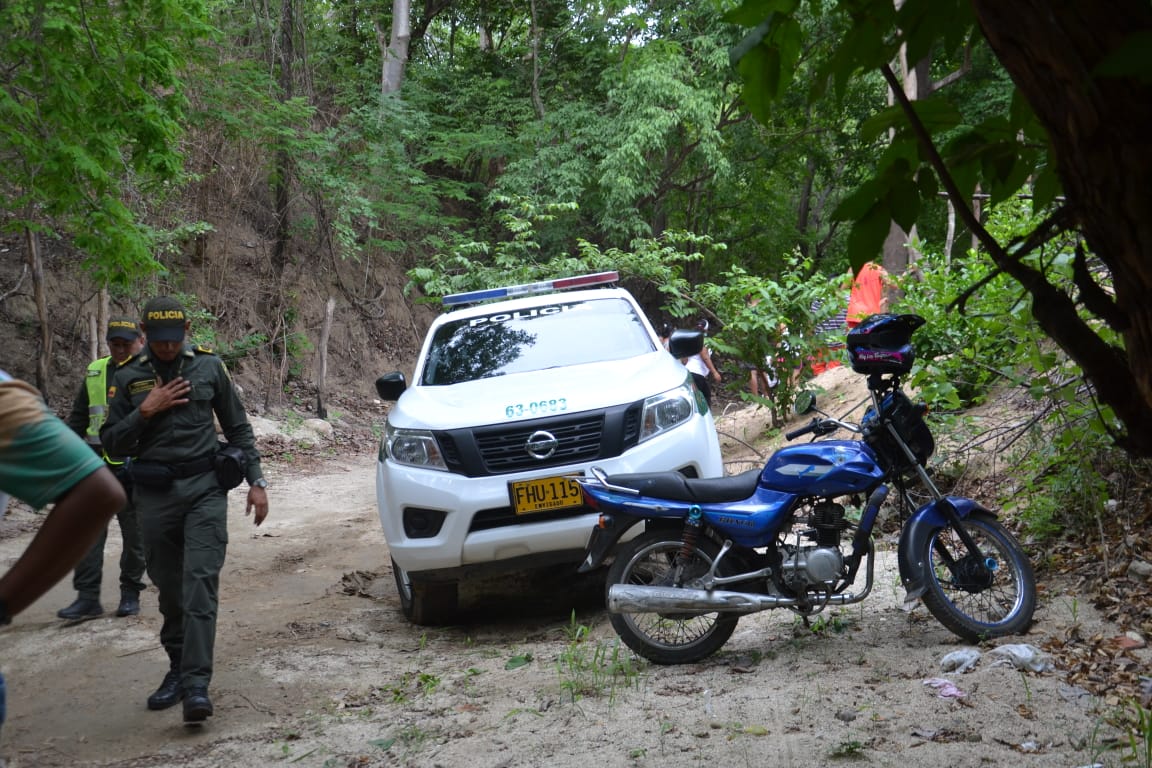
[388,351,690,431]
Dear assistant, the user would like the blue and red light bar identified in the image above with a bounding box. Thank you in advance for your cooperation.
[442,271,620,306]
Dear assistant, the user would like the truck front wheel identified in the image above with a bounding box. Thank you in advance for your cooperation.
[391,558,459,625]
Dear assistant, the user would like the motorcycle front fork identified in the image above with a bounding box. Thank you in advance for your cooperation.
[895,473,992,579]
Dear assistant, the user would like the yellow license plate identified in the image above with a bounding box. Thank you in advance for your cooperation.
[509,475,584,515]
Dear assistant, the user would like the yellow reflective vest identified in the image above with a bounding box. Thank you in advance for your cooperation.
[84,357,124,466]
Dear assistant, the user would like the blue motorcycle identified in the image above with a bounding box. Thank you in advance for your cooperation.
[576,314,1036,664]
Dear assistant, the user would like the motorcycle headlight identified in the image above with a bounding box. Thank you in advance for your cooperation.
[385,423,448,470]
[639,383,696,443]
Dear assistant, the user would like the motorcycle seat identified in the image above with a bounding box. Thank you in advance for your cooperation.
[602,468,761,503]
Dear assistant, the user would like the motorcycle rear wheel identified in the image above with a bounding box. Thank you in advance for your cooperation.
[606,529,739,664]
[919,512,1036,640]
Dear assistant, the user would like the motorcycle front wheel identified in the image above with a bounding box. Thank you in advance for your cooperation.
[606,529,739,664]
[919,511,1036,640]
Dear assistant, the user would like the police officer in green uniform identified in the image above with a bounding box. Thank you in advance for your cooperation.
[56,316,148,621]
[101,297,269,724]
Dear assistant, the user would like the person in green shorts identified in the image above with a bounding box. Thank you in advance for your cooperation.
[101,296,269,725]
[0,371,127,739]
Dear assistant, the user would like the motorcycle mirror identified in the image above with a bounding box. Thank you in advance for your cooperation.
[794,390,817,414]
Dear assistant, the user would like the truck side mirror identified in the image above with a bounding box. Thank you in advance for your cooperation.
[667,329,704,359]
[375,371,407,401]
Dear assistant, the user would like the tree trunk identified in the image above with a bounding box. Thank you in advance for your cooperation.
[316,296,335,419]
[970,186,981,255]
[88,314,98,361]
[272,0,295,275]
[25,228,49,393]
[971,0,1152,455]
[379,0,411,95]
[796,155,817,258]
[529,0,545,118]
[98,284,109,359]
[944,198,956,266]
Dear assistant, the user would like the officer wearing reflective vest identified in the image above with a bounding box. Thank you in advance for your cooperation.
[56,316,148,621]
[101,296,269,725]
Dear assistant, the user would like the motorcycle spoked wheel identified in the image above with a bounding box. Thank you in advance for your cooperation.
[919,511,1036,640]
[606,529,739,664]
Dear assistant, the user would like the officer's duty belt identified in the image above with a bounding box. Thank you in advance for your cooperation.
[138,453,216,479]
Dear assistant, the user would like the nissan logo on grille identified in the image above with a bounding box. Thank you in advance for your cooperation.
[525,430,559,460]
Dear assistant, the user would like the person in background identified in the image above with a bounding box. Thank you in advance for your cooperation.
[809,275,850,376]
[102,296,269,725]
[56,317,148,621]
[847,261,890,328]
[681,318,722,406]
[749,363,771,398]
[0,371,127,740]
[744,295,772,397]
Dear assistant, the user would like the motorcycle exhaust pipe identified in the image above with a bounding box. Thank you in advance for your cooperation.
[607,581,871,615]
[608,584,793,614]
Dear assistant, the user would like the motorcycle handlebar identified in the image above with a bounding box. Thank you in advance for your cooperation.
[785,417,862,441]
[785,419,818,441]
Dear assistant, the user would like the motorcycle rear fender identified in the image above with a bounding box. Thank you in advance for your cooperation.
[896,496,994,600]
[577,515,675,573]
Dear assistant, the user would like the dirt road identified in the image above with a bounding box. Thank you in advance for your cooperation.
[0,433,1141,767]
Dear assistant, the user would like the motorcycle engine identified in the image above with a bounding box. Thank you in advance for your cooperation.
[781,547,845,589]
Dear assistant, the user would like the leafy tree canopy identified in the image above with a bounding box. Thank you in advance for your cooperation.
[0,0,212,282]
[728,0,1152,457]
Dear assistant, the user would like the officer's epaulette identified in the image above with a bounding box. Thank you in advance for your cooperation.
[194,344,216,355]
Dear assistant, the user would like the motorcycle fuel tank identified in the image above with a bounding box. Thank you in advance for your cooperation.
[760,440,884,496]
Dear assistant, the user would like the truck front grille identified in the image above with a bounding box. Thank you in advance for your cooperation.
[436,402,642,478]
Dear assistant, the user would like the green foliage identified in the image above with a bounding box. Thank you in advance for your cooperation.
[405,195,716,305]
[555,613,643,704]
[1091,699,1152,768]
[0,0,211,280]
[889,200,1129,538]
[216,333,270,368]
[894,255,1022,410]
[699,254,844,414]
[828,739,866,759]
[726,0,1051,273]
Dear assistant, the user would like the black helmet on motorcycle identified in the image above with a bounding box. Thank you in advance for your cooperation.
[846,313,926,375]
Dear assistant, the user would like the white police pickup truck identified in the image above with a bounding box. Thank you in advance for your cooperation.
[374,271,724,624]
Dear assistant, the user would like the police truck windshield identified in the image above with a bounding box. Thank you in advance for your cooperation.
[421,298,656,386]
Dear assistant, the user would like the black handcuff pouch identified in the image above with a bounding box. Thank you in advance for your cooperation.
[214,443,248,491]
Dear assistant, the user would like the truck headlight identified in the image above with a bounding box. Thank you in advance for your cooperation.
[386,423,448,470]
[639,383,695,442]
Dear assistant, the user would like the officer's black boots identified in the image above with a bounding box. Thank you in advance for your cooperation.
[57,598,103,621]
[183,687,213,723]
[146,668,185,710]
[116,590,141,617]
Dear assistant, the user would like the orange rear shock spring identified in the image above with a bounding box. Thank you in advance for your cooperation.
[677,505,704,561]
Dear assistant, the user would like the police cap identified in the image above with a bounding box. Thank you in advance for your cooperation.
[140,296,188,342]
[106,316,141,342]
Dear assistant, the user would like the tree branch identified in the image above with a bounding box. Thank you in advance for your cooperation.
[1073,241,1128,331]
[879,61,1151,454]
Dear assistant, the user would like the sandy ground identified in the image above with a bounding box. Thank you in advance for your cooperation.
[0,379,1146,767]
